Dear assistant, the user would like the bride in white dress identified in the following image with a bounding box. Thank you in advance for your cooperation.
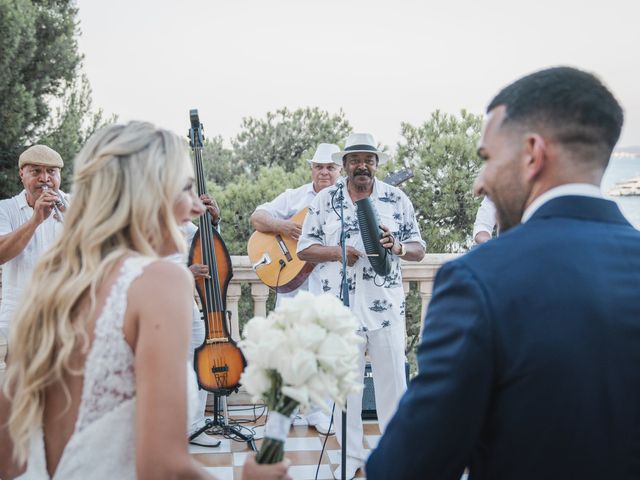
[0,122,290,480]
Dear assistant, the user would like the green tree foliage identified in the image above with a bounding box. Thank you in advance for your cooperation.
[201,135,239,187]
[393,110,483,253]
[232,107,352,173]
[0,0,82,196]
[200,106,353,252]
[38,75,111,190]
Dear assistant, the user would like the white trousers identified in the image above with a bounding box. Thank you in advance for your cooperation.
[335,325,407,462]
[188,303,209,432]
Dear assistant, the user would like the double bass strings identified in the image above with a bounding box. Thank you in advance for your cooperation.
[194,146,225,389]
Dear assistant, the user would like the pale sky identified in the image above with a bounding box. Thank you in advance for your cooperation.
[76,0,640,150]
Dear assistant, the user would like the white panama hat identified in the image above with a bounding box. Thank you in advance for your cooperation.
[332,133,389,165]
[307,143,342,165]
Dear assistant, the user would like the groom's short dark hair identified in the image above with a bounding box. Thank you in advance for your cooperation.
[488,67,624,159]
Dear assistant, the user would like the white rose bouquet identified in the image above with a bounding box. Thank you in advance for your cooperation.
[239,291,363,464]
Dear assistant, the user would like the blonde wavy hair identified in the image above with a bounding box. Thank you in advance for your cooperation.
[4,121,193,464]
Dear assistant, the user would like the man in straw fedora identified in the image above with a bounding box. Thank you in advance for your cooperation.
[0,145,68,339]
[298,133,426,479]
[250,142,342,435]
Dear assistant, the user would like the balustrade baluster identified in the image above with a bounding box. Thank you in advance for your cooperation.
[226,283,242,341]
[250,283,270,318]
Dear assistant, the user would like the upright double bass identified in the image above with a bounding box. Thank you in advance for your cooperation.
[188,110,246,393]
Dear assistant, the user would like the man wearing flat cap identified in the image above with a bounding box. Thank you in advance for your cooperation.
[0,145,68,338]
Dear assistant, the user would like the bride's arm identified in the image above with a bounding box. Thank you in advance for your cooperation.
[130,260,214,480]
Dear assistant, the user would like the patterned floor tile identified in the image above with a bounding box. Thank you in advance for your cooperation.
[288,464,334,479]
[193,411,379,480]
[204,466,234,480]
[285,436,324,451]
[365,435,380,449]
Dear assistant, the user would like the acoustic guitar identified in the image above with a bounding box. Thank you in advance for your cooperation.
[247,169,413,292]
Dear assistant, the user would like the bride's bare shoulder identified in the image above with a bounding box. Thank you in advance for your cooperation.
[126,259,193,316]
[134,259,192,291]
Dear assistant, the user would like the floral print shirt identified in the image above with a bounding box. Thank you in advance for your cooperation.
[297,178,425,332]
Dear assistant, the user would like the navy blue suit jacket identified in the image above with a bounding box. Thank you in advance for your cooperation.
[366,196,640,480]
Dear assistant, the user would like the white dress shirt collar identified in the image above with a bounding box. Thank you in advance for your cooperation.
[521,183,603,223]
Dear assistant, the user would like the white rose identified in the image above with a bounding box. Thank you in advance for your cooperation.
[307,370,340,408]
[313,299,359,335]
[288,322,327,352]
[276,348,318,387]
[317,332,362,376]
[239,338,262,366]
[242,315,272,340]
[255,327,289,369]
[281,385,310,410]
[240,364,272,402]
[274,292,313,326]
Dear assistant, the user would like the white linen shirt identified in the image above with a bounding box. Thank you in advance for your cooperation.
[255,182,321,301]
[0,190,65,335]
[297,178,425,332]
[255,182,317,220]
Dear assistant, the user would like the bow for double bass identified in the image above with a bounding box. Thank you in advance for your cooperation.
[188,109,246,394]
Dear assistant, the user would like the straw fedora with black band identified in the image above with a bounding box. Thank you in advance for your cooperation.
[331,133,389,165]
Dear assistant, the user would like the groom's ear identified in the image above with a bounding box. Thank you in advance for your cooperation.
[522,133,547,182]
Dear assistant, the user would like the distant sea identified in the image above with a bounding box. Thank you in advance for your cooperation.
[601,155,640,228]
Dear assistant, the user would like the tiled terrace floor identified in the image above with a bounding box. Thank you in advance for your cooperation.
[189,406,379,480]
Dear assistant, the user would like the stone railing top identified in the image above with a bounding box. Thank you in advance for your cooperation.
[230,253,459,282]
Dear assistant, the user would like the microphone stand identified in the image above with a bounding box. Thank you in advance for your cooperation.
[335,180,349,480]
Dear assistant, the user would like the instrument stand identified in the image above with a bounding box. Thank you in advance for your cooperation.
[335,181,350,480]
[189,419,221,447]
[189,391,257,452]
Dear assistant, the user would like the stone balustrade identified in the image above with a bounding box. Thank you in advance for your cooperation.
[226,254,457,341]
[0,254,456,386]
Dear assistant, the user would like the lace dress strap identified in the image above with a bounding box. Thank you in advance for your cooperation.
[75,256,156,432]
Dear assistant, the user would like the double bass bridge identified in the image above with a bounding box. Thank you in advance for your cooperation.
[211,358,230,387]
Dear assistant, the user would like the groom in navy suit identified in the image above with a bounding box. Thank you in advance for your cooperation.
[366,67,640,480]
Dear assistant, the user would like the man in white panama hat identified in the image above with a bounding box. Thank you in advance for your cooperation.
[298,132,426,479]
[250,142,342,435]
[0,145,68,338]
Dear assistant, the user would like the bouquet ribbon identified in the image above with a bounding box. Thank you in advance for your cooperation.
[265,412,290,442]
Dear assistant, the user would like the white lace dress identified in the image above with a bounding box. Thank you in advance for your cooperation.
[17,256,199,479]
